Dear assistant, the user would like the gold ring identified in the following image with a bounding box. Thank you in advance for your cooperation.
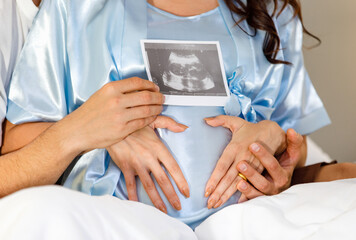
[238,173,247,181]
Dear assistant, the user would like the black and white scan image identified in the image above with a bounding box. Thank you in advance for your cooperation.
[141,40,230,106]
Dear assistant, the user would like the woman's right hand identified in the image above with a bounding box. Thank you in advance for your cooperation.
[107,116,190,213]
[62,77,165,153]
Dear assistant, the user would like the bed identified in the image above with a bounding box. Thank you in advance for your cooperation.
[1,138,354,240]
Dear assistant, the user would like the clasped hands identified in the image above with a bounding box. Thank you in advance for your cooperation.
[85,77,305,213]
[107,116,305,213]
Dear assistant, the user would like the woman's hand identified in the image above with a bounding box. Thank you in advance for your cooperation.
[236,129,306,202]
[204,115,286,209]
[107,116,190,213]
[61,78,165,153]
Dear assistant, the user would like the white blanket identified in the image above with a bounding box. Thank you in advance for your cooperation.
[196,179,356,240]
[1,179,355,240]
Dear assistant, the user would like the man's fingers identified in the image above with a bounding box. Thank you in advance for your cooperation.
[249,143,286,186]
[286,129,303,147]
[238,194,248,203]
[158,143,190,198]
[114,77,160,93]
[236,180,264,200]
[286,129,304,160]
[123,91,165,108]
[136,168,167,213]
[204,115,246,132]
[236,160,274,194]
[125,105,163,122]
[125,116,157,134]
[150,116,188,133]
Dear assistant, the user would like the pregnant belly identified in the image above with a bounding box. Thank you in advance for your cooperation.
[130,106,236,227]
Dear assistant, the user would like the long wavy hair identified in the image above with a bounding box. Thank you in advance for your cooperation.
[224,0,320,65]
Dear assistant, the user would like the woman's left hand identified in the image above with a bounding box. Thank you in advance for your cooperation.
[204,115,286,209]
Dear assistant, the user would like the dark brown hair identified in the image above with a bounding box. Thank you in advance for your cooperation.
[224,0,320,65]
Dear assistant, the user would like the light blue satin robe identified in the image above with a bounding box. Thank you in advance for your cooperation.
[7,0,330,229]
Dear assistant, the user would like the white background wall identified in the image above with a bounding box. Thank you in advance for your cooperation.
[301,0,356,162]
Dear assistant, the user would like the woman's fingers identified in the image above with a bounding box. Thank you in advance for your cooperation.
[107,143,139,202]
[123,170,138,202]
[157,142,190,198]
[204,115,246,132]
[150,116,188,133]
[136,167,167,213]
[212,176,240,208]
[207,162,238,209]
[150,162,182,211]
[236,160,274,194]
[205,144,236,198]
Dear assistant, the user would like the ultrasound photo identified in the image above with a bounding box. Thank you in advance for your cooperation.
[141,40,230,106]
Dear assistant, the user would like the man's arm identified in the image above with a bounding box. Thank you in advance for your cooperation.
[0,79,164,197]
[1,121,53,154]
[0,119,81,197]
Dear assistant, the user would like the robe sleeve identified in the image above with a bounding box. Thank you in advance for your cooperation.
[6,0,69,124]
[270,5,331,135]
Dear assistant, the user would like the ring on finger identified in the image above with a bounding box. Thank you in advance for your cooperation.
[238,172,247,181]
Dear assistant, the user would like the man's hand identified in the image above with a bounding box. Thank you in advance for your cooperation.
[236,129,306,202]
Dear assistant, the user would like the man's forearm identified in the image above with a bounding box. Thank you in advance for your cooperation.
[0,121,82,197]
[1,121,54,154]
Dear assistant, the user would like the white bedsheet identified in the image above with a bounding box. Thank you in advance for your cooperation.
[196,179,356,240]
[0,179,355,240]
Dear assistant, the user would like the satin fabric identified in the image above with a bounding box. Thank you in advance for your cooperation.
[0,0,38,146]
[6,0,330,229]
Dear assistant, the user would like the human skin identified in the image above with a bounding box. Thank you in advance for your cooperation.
[236,129,356,202]
[32,0,41,7]
[1,0,220,209]
[203,116,289,208]
[0,78,167,197]
[235,128,306,203]
[3,0,306,209]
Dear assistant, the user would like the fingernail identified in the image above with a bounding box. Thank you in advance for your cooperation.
[173,200,181,210]
[214,200,222,209]
[179,124,189,131]
[155,85,160,91]
[238,181,247,190]
[182,187,190,198]
[158,205,167,213]
[239,163,247,172]
[250,143,260,152]
[205,186,213,197]
[207,198,217,209]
